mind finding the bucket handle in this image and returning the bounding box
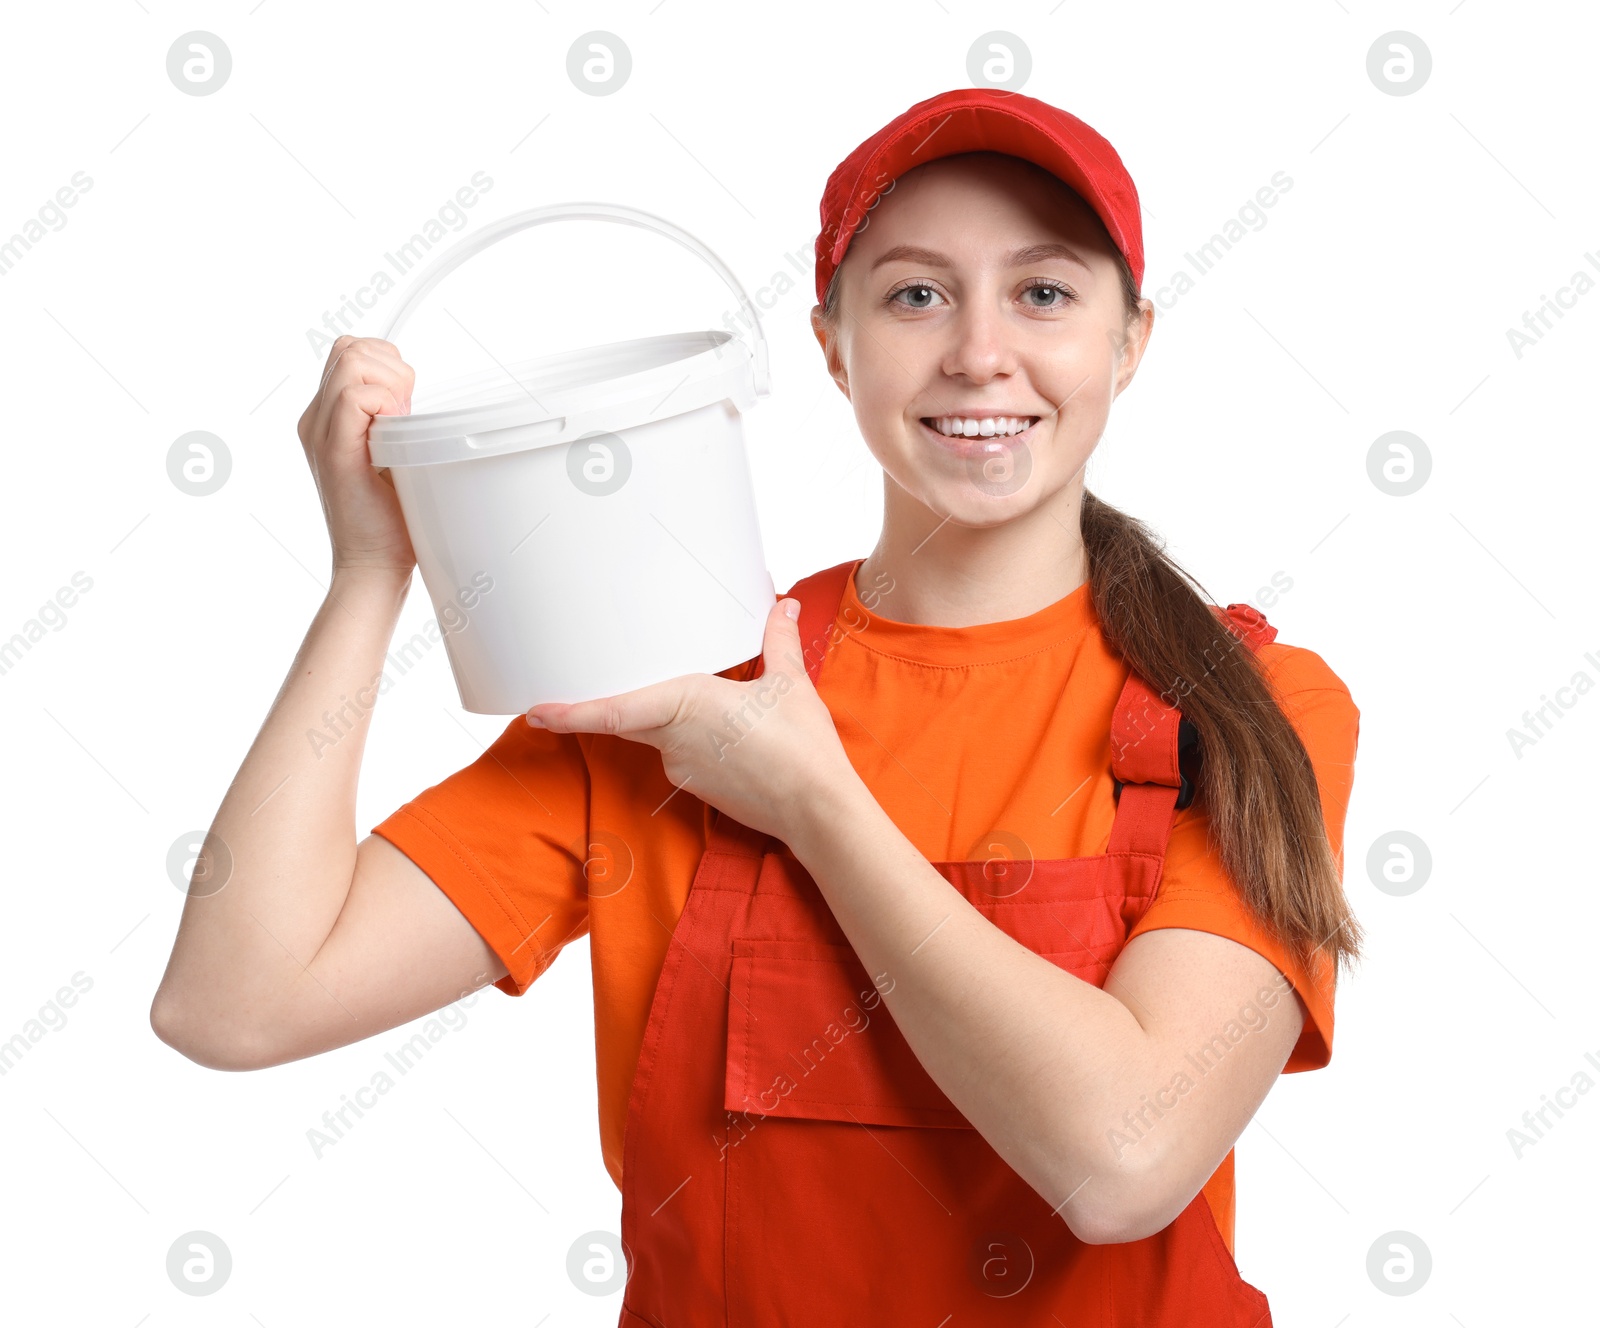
[377,200,771,397]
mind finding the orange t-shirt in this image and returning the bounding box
[371,559,1360,1255]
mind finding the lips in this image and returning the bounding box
[917,416,1040,457]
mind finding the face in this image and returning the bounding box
[812,152,1154,529]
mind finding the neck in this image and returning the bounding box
[857,476,1090,628]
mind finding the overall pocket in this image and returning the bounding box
[721,937,1112,1326]
[724,937,975,1128]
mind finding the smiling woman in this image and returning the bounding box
[152,85,1363,1328]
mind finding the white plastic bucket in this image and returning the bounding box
[367,202,775,714]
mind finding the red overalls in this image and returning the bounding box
[617,558,1280,1328]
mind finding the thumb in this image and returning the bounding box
[760,596,808,681]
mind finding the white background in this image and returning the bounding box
[2,1,1595,1323]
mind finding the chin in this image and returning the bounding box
[904,474,1044,527]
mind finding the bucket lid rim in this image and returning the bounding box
[369,329,749,444]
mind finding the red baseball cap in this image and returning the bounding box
[814,87,1144,306]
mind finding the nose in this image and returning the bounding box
[939,291,1018,385]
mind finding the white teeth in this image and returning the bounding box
[925,416,1037,438]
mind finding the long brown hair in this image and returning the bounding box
[818,182,1364,981]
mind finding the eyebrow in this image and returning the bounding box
[868,242,1094,274]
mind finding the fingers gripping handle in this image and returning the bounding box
[378,201,771,397]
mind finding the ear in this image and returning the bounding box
[810,304,850,400]
[1112,299,1156,399]
[809,304,828,354]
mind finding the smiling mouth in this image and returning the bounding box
[918,416,1041,454]
[920,415,1041,439]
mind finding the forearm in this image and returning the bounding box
[151,566,412,1059]
[786,773,1163,1242]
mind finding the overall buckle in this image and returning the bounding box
[1112,718,1199,811]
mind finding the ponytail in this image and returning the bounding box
[1081,490,1364,978]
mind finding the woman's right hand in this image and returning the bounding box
[297,335,418,575]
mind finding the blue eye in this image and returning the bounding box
[1024,281,1078,307]
[889,284,942,309]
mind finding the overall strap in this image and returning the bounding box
[786,558,861,687]
[1106,602,1276,858]
[1217,601,1278,649]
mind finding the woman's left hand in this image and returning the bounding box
[524,598,856,846]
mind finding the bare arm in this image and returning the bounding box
[150,336,508,1070]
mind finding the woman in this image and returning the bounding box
[152,88,1362,1325]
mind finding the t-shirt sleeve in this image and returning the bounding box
[369,717,592,997]
[1125,641,1360,1073]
